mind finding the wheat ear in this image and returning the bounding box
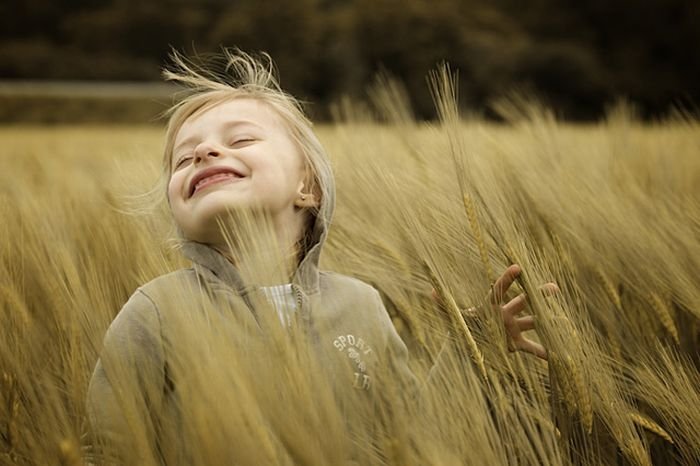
[594,266,622,311]
[462,194,495,285]
[630,412,674,444]
[647,292,679,344]
[424,261,488,381]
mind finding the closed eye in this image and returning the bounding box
[174,156,193,170]
[229,137,256,148]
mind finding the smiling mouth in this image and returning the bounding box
[190,172,245,197]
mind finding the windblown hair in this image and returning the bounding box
[160,48,334,233]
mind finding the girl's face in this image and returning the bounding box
[167,98,308,244]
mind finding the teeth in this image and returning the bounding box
[192,172,241,194]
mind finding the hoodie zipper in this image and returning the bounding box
[292,283,304,311]
[291,283,306,330]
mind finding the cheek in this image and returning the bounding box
[259,165,298,197]
[167,174,184,203]
[166,175,192,226]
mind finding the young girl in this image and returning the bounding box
[87,49,555,464]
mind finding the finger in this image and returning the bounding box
[504,283,559,316]
[503,293,527,316]
[503,282,560,317]
[516,338,548,361]
[539,282,560,297]
[491,264,521,304]
[517,315,535,331]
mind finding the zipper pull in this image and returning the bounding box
[291,283,304,312]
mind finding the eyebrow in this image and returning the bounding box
[172,120,264,156]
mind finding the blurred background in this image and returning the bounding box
[0,0,698,123]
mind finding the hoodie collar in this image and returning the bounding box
[179,177,334,297]
[179,237,322,296]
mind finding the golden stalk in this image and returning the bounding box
[423,261,488,381]
[647,292,680,344]
[462,194,495,286]
[594,266,622,311]
[566,354,593,434]
[630,412,674,444]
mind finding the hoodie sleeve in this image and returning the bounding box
[86,290,166,462]
[370,289,422,395]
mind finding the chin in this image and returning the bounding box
[190,190,251,215]
[179,201,269,242]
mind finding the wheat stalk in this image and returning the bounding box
[423,261,488,381]
[647,292,680,344]
[462,194,495,286]
[566,354,593,434]
[594,266,622,311]
[630,412,674,444]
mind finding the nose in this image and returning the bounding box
[193,141,221,164]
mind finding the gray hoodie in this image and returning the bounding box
[86,175,427,463]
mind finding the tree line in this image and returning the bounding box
[1,0,697,119]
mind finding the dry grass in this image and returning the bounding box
[0,86,698,465]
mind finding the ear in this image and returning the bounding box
[294,181,319,209]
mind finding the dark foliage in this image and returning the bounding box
[0,0,697,120]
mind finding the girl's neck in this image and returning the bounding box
[211,227,303,287]
[205,208,310,286]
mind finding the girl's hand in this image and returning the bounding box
[488,264,559,361]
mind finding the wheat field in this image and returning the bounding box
[1,85,699,465]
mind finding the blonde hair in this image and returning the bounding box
[159,48,334,238]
